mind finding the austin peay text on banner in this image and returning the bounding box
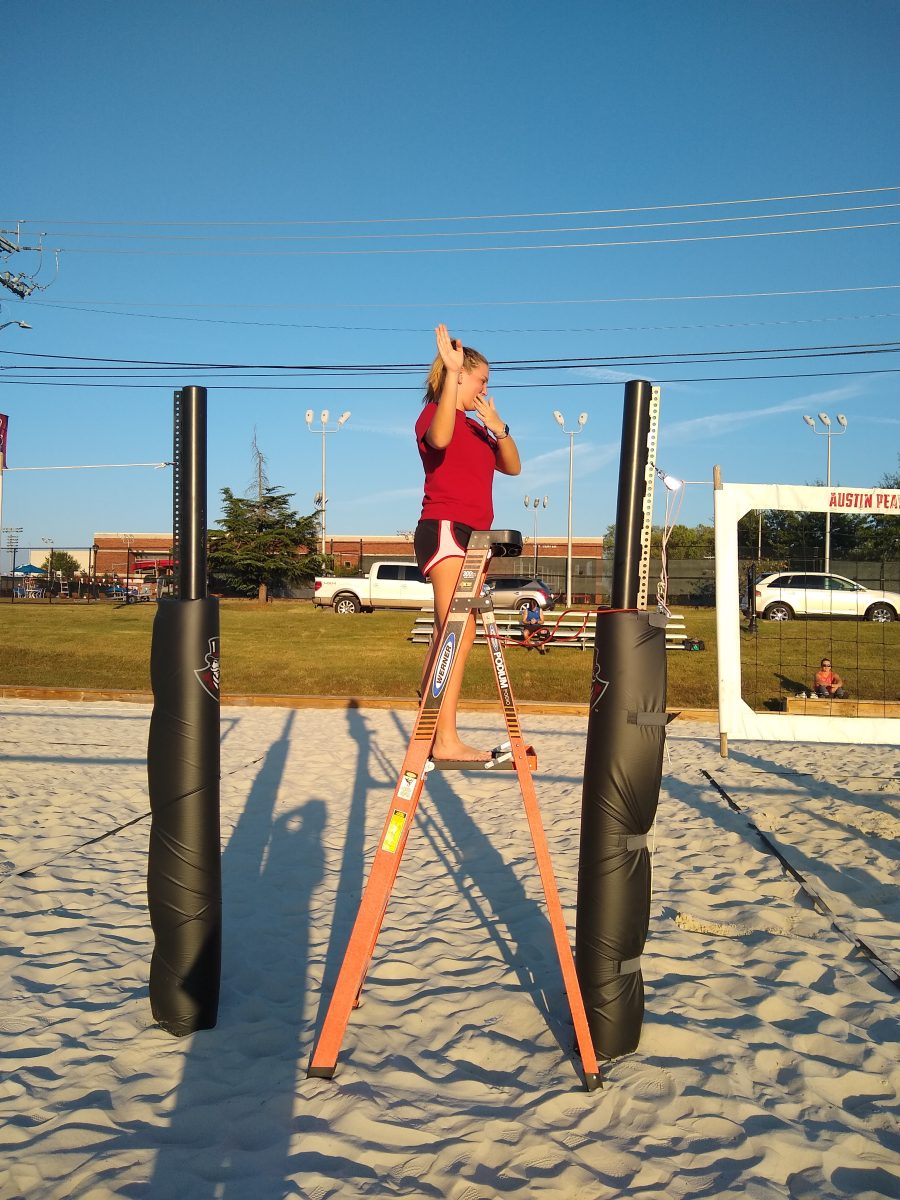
[0,413,8,469]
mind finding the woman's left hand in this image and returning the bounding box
[473,394,505,436]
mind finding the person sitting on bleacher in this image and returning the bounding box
[521,599,550,654]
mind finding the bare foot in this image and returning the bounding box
[431,736,492,763]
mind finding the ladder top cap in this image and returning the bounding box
[469,529,523,556]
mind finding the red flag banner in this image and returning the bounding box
[0,413,8,470]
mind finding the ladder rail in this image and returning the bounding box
[480,609,601,1087]
[348,543,497,999]
[308,531,601,1089]
[309,545,490,1070]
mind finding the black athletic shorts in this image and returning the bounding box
[413,519,474,577]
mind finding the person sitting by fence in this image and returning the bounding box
[812,658,847,698]
[521,599,551,653]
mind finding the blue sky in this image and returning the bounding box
[2,0,898,560]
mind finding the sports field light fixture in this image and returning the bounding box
[802,411,849,572]
[305,408,351,559]
[524,494,549,574]
[553,410,589,606]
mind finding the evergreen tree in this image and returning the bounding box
[208,486,321,601]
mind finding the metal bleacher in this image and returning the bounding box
[409,608,703,651]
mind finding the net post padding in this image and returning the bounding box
[577,610,668,1058]
[147,386,221,1035]
[147,597,221,1034]
[715,479,899,747]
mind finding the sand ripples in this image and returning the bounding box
[0,702,897,1198]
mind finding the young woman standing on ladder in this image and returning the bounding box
[413,324,521,761]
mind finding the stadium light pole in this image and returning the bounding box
[523,494,549,576]
[553,410,588,606]
[305,409,351,562]
[1,527,21,579]
[802,412,848,572]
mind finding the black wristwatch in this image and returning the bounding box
[496,423,510,441]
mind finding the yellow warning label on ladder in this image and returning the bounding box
[381,810,407,853]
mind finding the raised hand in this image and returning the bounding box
[435,323,464,374]
[473,393,504,436]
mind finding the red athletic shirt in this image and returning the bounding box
[415,402,498,529]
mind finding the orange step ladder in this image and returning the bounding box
[307,529,601,1090]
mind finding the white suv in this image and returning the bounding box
[755,571,899,623]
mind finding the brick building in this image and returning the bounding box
[323,533,603,574]
[326,534,605,600]
[93,532,173,580]
[90,530,605,597]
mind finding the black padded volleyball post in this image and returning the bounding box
[576,379,668,1059]
[146,386,222,1036]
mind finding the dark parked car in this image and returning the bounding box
[485,576,556,615]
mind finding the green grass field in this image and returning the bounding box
[0,599,896,709]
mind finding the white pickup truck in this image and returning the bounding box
[313,561,432,614]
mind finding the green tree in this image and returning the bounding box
[664,523,715,558]
[737,460,900,564]
[855,458,900,561]
[737,508,822,563]
[40,550,82,579]
[603,522,715,558]
[207,486,321,602]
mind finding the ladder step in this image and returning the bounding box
[427,744,538,773]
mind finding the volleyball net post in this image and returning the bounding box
[146,385,222,1036]
[576,379,668,1059]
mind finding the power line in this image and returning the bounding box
[19,202,900,244]
[4,338,899,372]
[2,367,899,391]
[28,299,900,336]
[44,218,900,257]
[28,282,900,310]
[10,183,900,228]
